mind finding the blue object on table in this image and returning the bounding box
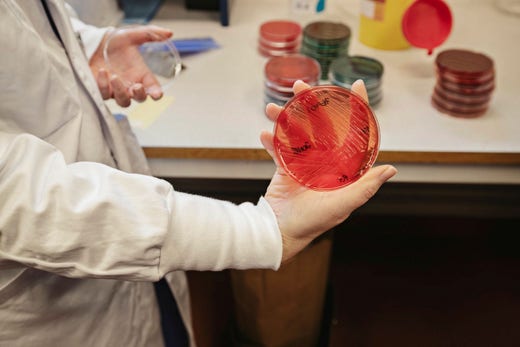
[120,0,164,24]
[316,0,326,12]
[172,38,221,55]
[138,38,220,57]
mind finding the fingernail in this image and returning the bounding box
[147,86,163,99]
[353,79,365,88]
[380,165,397,181]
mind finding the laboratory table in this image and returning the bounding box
[106,0,520,217]
[106,1,520,345]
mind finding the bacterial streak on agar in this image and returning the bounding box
[274,86,379,190]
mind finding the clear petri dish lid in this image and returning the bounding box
[273,86,380,191]
[265,54,321,88]
[103,27,182,93]
[260,20,302,43]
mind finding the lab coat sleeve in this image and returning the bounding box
[66,4,110,60]
[0,132,282,281]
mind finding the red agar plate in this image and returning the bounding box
[273,86,380,191]
[260,20,302,43]
[265,55,321,88]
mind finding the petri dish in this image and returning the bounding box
[273,86,380,190]
[302,36,349,49]
[301,21,351,79]
[265,54,321,88]
[258,45,300,57]
[434,85,492,105]
[259,37,300,49]
[260,20,302,44]
[264,87,293,102]
[436,68,495,86]
[431,92,489,118]
[328,56,384,107]
[303,21,351,43]
[329,56,384,87]
[104,27,182,93]
[438,78,495,95]
[329,77,382,93]
[435,49,494,77]
[264,83,295,98]
[264,95,287,107]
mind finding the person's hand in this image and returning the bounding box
[261,80,397,262]
[89,25,173,107]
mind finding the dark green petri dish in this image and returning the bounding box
[303,21,351,43]
[329,56,384,87]
[301,21,352,79]
[301,44,349,58]
[302,36,350,51]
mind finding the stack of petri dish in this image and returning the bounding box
[432,49,495,118]
[329,56,384,107]
[264,54,321,106]
[258,20,302,57]
[300,21,351,80]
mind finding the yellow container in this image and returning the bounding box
[358,0,414,50]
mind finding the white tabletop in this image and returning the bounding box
[108,0,520,183]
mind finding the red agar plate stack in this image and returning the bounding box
[258,20,302,57]
[432,49,495,118]
[264,54,321,106]
[274,86,380,190]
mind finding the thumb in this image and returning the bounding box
[351,79,368,103]
[260,131,282,167]
[343,165,397,211]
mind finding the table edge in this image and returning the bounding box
[143,147,520,164]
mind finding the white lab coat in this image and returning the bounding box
[0,1,282,346]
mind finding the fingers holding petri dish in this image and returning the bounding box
[103,26,182,95]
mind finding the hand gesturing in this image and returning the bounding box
[89,25,173,107]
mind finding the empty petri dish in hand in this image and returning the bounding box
[103,26,182,94]
[273,86,380,191]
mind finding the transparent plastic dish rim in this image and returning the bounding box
[102,26,182,91]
